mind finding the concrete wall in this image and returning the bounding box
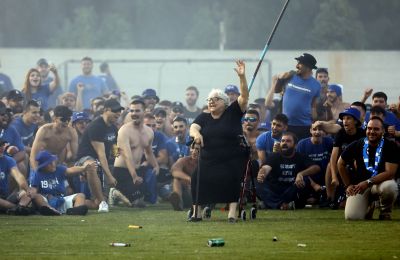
[0,48,399,106]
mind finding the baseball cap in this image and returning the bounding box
[6,90,24,100]
[295,53,317,69]
[104,99,124,112]
[36,150,57,170]
[71,112,91,124]
[153,107,167,117]
[37,58,49,66]
[224,85,240,95]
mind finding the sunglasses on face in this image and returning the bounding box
[242,117,257,123]
[206,97,223,103]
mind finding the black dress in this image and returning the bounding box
[192,100,248,204]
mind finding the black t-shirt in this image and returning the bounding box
[184,107,202,125]
[77,116,118,162]
[341,138,399,184]
[265,152,315,193]
[333,127,365,155]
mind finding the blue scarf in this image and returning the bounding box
[362,137,384,177]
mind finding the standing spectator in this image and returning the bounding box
[22,67,60,111]
[183,86,202,125]
[315,67,330,120]
[59,92,77,112]
[189,60,248,222]
[37,58,64,110]
[71,111,91,144]
[257,132,320,210]
[322,84,349,121]
[224,84,240,105]
[0,60,14,96]
[338,117,398,220]
[242,109,262,161]
[99,62,119,92]
[280,53,321,140]
[69,57,108,111]
[154,108,173,137]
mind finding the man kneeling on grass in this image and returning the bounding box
[30,150,95,215]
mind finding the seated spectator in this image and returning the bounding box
[256,132,320,210]
[224,84,240,104]
[0,138,31,215]
[60,92,77,112]
[154,107,173,137]
[30,150,94,215]
[169,143,200,211]
[338,117,399,220]
[142,88,159,113]
[6,89,24,116]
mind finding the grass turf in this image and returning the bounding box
[1,203,399,259]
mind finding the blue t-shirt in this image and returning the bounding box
[256,131,281,154]
[32,83,51,111]
[166,134,191,163]
[10,117,38,146]
[32,165,68,196]
[0,73,14,95]
[42,76,64,110]
[69,75,108,110]
[282,74,321,126]
[0,155,17,197]
[364,111,400,131]
[99,74,118,91]
[0,126,25,152]
[296,137,333,173]
[152,131,168,155]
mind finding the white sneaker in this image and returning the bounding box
[98,201,109,213]
[108,188,116,206]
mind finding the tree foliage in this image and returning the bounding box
[0,0,399,50]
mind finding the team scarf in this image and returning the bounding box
[362,137,384,177]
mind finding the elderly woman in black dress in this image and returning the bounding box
[190,60,249,222]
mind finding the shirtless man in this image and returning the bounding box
[113,98,160,205]
[29,105,78,183]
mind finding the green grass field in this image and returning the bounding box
[1,203,399,259]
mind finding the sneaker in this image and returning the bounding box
[202,206,211,219]
[169,192,183,211]
[98,201,109,213]
[108,188,116,206]
[66,205,88,215]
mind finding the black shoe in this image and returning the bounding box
[188,217,203,222]
[228,217,236,223]
[39,206,61,216]
[66,205,88,215]
[12,205,32,216]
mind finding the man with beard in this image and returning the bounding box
[326,107,365,208]
[256,113,288,165]
[321,84,349,121]
[5,90,24,116]
[279,53,321,140]
[113,98,159,206]
[338,117,398,220]
[315,68,330,121]
[296,122,333,205]
[29,106,77,182]
[167,116,191,166]
[183,86,202,125]
[75,99,123,212]
[69,57,108,111]
[256,132,320,210]
[10,100,41,153]
[141,89,159,113]
[242,109,262,161]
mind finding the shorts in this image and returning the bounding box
[41,194,79,214]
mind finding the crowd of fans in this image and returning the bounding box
[0,54,399,221]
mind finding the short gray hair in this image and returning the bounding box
[207,89,229,106]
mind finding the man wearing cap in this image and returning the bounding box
[0,138,32,215]
[10,100,40,153]
[169,102,185,125]
[71,112,91,143]
[37,58,64,110]
[30,106,78,181]
[277,53,321,140]
[326,107,365,208]
[142,88,160,112]
[338,117,399,220]
[75,99,123,212]
[224,85,240,105]
[323,84,349,120]
[114,98,159,205]
[154,107,173,137]
[5,89,24,116]
[30,150,96,216]
[184,86,202,125]
[69,57,108,111]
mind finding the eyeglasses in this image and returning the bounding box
[242,117,257,123]
[206,97,223,103]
